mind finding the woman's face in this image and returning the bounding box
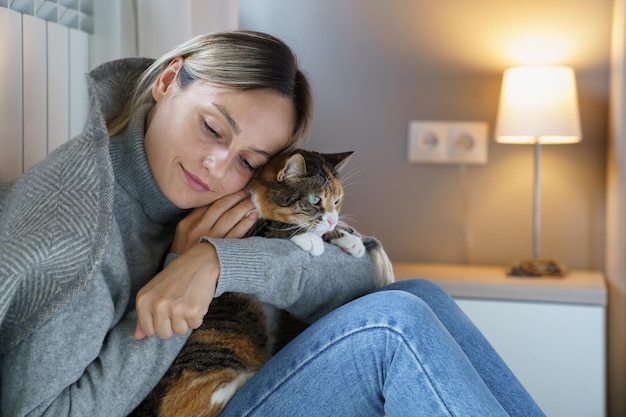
[145,58,296,209]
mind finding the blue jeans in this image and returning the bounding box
[221,279,545,417]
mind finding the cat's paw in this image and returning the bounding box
[290,232,325,256]
[331,232,365,258]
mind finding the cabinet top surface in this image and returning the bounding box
[392,263,607,306]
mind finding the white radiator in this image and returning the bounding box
[0,0,92,184]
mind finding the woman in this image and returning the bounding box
[0,31,544,416]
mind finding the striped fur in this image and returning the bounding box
[130,293,268,417]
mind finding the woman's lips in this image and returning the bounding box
[181,165,211,192]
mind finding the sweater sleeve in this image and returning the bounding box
[203,236,384,323]
[0,271,188,417]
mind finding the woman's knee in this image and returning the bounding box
[342,290,438,332]
[382,278,450,299]
[373,279,460,321]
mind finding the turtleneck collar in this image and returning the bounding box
[109,104,190,224]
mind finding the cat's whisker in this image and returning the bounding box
[341,180,368,191]
[303,221,317,235]
[340,166,366,184]
[266,224,301,234]
[338,213,360,225]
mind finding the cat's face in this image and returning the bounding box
[247,150,352,236]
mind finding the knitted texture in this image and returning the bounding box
[0,58,154,352]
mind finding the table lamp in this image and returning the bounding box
[495,65,582,276]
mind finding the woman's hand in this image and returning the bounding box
[170,190,258,254]
[134,191,259,340]
[134,243,220,340]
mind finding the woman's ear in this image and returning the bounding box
[152,57,183,102]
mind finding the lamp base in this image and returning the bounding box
[508,258,567,278]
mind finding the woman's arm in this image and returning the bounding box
[134,194,387,339]
[134,233,383,342]
[207,235,382,322]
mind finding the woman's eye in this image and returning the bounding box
[309,195,321,205]
[202,121,220,139]
[241,158,256,172]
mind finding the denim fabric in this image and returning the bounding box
[222,279,546,417]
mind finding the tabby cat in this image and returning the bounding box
[130,149,393,417]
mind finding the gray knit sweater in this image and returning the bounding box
[0,59,380,416]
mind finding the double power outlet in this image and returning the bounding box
[407,121,488,165]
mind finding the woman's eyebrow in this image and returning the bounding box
[214,103,241,135]
[250,147,272,159]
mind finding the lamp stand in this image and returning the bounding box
[533,142,541,259]
[509,142,565,277]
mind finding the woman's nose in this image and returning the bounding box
[202,149,232,178]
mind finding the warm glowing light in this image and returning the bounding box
[505,33,574,66]
[495,66,582,144]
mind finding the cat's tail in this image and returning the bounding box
[363,237,395,287]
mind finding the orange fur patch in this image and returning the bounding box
[159,330,268,417]
[160,368,238,417]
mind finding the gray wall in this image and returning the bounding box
[240,0,611,270]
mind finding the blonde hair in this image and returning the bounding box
[108,31,313,151]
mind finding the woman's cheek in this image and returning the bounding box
[223,172,251,195]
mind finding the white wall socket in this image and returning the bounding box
[407,120,488,165]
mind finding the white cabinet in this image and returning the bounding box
[393,263,607,417]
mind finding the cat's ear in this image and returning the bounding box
[325,151,354,173]
[277,154,307,182]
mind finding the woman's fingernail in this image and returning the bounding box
[246,210,258,220]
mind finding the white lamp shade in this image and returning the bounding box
[495,66,582,144]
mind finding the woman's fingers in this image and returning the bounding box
[171,318,190,336]
[153,313,175,340]
[201,192,256,238]
[171,192,258,254]
[223,208,258,238]
[134,309,201,340]
[133,311,153,340]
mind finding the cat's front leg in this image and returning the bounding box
[290,232,325,256]
[330,231,365,258]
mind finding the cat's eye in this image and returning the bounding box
[334,198,342,206]
[309,194,321,205]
